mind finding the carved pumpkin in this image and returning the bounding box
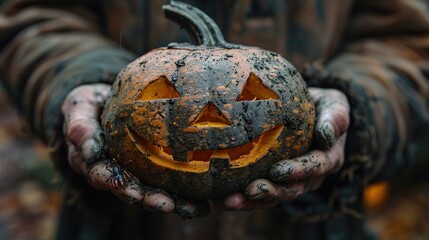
[102,1,314,199]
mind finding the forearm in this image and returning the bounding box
[312,0,429,182]
[0,1,136,142]
[0,1,137,188]
[314,37,429,182]
[291,36,429,221]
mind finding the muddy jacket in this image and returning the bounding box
[1,0,429,239]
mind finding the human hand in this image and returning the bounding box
[223,88,350,210]
[61,84,209,217]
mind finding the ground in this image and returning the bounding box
[0,84,428,240]
[0,85,60,240]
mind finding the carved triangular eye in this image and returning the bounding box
[237,73,279,101]
[190,102,231,128]
[136,76,180,100]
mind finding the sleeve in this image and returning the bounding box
[297,0,429,220]
[0,0,137,185]
[323,0,429,182]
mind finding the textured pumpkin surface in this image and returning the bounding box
[102,45,314,199]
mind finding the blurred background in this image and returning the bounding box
[0,83,429,240]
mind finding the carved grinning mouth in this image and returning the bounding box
[126,125,283,172]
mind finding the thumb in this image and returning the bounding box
[62,84,110,162]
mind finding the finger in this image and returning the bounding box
[223,193,260,211]
[67,143,87,174]
[175,198,210,218]
[224,181,307,210]
[62,84,110,162]
[248,181,307,202]
[244,179,278,201]
[223,182,281,211]
[244,179,304,202]
[244,176,326,202]
[85,160,175,213]
[275,181,307,201]
[269,134,346,182]
[309,88,350,149]
[141,189,176,213]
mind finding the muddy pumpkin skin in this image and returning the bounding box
[101,2,315,199]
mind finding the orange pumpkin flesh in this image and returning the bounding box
[101,1,315,199]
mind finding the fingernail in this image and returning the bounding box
[317,122,335,149]
[269,161,293,182]
[81,139,100,162]
[245,183,269,200]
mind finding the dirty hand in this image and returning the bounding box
[61,83,208,218]
[224,88,350,210]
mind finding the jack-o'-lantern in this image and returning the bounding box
[102,1,314,199]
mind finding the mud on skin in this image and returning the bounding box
[101,1,315,199]
[175,198,210,219]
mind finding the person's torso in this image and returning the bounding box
[95,1,356,239]
[102,0,353,69]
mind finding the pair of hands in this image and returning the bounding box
[61,83,350,218]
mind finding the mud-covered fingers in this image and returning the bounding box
[85,160,117,190]
[223,182,295,211]
[244,179,278,202]
[223,180,316,210]
[269,134,346,182]
[225,134,347,210]
[140,189,176,213]
[61,84,111,162]
[243,179,302,202]
[224,180,295,210]
[268,153,335,183]
[84,160,175,213]
[244,178,325,203]
[309,88,350,149]
[175,198,210,218]
[62,84,111,114]
[274,182,309,201]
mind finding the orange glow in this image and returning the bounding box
[364,181,390,212]
[237,72,279,101]
[189,102,231,128]
[136,76,180,100]
[126,125,283,172]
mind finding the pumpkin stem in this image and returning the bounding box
[163,1,228,47]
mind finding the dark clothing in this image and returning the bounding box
[1,0,429,239]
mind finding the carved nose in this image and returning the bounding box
[190,102,231,128]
